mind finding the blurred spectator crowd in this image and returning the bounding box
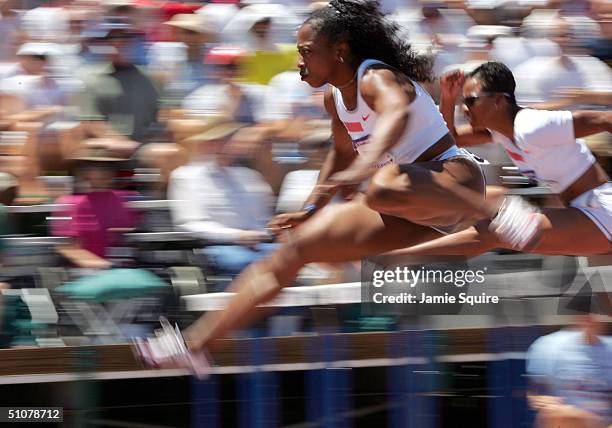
[0,0,609,347]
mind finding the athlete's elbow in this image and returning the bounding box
[574,111,612,136]
[390,107,411,138]
[382,104,410,123]
[595,111,612,133]
[396,105,411,124]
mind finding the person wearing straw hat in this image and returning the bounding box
[168,119,277,278]
[51,145,139,269]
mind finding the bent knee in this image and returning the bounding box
[268,236,312,270]
[364,181,393,212]
[365,165,406,211]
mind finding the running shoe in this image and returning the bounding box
[490,196,541,250]
[132,317,212,379]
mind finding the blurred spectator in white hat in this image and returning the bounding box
[0,43,66,110]
[148,13,218,108]
[195,3,239,43]
[20,6,70,43]
[222,3,299,85]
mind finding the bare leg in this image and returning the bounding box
[366,158,490,227]
[184,199,443,351]
[387,207,612,257]
[184,156,488,351]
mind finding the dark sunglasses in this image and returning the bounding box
[462,92,511,108]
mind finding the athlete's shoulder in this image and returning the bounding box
[360,64,416,105]
[360,66,399,84]
[515,109,573,140]
[323,86,338,115]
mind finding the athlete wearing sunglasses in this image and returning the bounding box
[462,92,512,108]
[390,61,612,257]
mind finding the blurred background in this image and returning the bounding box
[0,0,610,426]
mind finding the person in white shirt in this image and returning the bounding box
[489,35,559,71]
[181,47,258,123]
[168,121,276,276]
[527,313,611,428]
[0,43,66,110]
[513,16,612,109]
[389,61,612,257]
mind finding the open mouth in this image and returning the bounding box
[299,68,309,79]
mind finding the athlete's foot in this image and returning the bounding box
[132,317,212,379]
[490,196,542,250]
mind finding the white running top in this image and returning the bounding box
[489,109,595,194]
[332,59,449,166]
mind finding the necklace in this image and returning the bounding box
[336,73,357,90]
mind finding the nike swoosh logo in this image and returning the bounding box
[362,114,370,122]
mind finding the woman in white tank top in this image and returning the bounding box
[135,1,530,363]
[392,62,612,258]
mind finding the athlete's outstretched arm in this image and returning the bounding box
[302,89,360,203]
[572,110,612,138]
[267,89,358,233]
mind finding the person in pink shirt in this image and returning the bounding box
[51,147,139,269]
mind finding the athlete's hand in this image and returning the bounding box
[338,183,360,200]
[267,211,311,236]
[237,230,269,247]
[440,70,465,101]
[328,166,374,187]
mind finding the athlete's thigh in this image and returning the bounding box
[376,158,485,223]
[532,208,612,255]
[291,199,444,263]
[393,157,485,194]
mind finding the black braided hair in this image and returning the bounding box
[305,0,433,82]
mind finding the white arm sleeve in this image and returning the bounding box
[518,110,575,149]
